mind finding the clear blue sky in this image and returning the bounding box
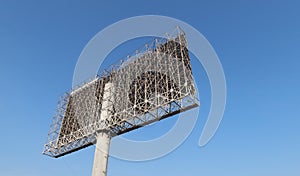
[0,0,299,176]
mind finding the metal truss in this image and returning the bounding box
[43,27,199,158]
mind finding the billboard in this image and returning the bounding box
[43,31,199,158]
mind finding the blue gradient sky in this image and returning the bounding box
[0,1,299,176]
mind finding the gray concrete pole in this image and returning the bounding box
[92,82,112,176]
[92,132,111,176]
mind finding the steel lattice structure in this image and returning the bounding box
[43,28,199,158]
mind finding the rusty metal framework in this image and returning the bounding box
[43,27,199,158]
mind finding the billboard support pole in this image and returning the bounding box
[92,132,111,176]
[92,82,112,176]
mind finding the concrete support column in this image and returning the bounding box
[92,132,111,176]
[92,82,112,176]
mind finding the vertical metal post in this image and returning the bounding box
[92,82,112,176]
